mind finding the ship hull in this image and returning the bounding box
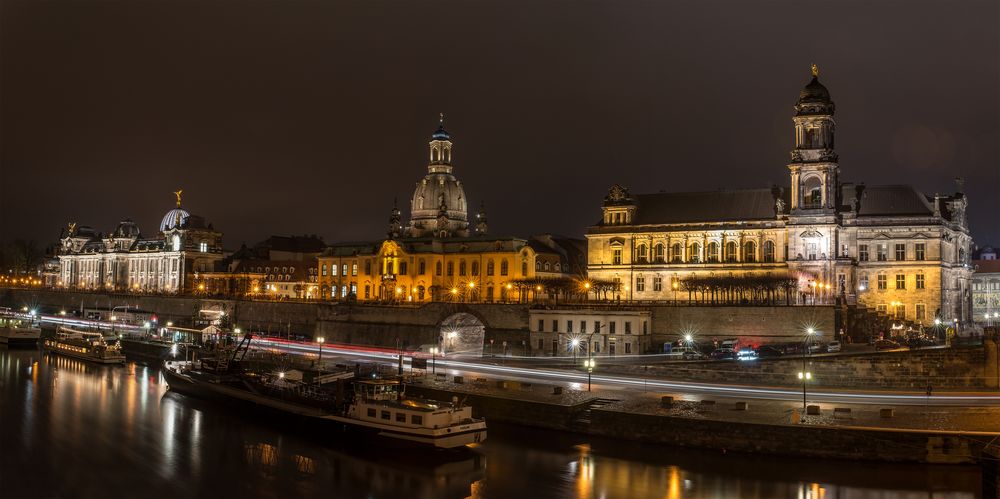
[162,365,486,450]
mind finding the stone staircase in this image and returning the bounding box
[570,398,619,429]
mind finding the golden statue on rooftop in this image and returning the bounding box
[811,63,819,77]
[173,189,183,207]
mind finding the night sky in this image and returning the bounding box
[1,0,998,249]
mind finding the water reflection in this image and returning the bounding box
[0,347,983,499]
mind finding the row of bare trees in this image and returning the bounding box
[679,274,798,305]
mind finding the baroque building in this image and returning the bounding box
[56,191,224,293]
[317,117,583,303]
[587,66,973,325]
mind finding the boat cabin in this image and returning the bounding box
[350,379,476,430]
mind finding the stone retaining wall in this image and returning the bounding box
[605,345,996,389]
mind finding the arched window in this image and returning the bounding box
[459,261,466,276]
[554,262,561,271]
[706,242,719,263]
[803,177,822,208]
[544,262,551,271]
[535,261,542,271]
[521,261,528,276]
[763,240,776,263]
[654,244,665,263]
[670,243,682,263]
[725,242,738,263]
[486,260,495,276]
[471,261,479,276]
[689,243,701,263]
[744,242,756,263]
[500,260,509,276]
[636,244,648,263]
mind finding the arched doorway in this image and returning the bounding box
[439,312,485,357]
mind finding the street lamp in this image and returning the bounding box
[583,357,596,392]
[430,347,439,374]
[570,338,580,364]
[797,371,812,411]
[316,336,325,385]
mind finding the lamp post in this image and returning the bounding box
[316,336,325,385]
[797,371,812,411]
[570,338,580,364]
[430,346,438,374]
[583,356,596,392]
[803,327,816,386]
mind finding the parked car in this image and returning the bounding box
[736,347,758,361]
[682,350,705,360]
[710,348,735,360]
[666,346,702,359]
[874,339,901,351]
[806,342,823,353]
[756,345,784,358]
[826,341,842,353]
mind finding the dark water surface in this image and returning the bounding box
[0,348,982,498]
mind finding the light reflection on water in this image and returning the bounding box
[0,347,983,499]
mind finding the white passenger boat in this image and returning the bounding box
[0,314,41,347]
[42,327,126,364]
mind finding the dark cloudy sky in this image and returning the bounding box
[2,0,998,248]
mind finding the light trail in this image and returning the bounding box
[254,338,1000,407]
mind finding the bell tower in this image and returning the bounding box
[789,64,838,213]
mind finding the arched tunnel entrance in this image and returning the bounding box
[438,312,486,358]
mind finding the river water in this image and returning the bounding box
[0,347,983,498]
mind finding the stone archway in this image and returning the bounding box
[439,312,486,358]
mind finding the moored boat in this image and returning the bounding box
[163,352,486,449]
[0,313,41,347]
[42,327,126,364]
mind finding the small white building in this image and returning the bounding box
[528,308,652,356]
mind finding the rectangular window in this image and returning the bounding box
[552,320,558,333]
[367,408,376,418]
[896,273,905,290]
[396,412,407,423]
[859,245,869,262]
[916,304,926,321]
[352,264,358,276]
[199,242,208,253]
[807,242,817,260]
[860,274,869,291]
[877,244,887,262]
[459,261,466,276]
[625,322,632,334]
[612,248,622,265]
[895,244,906,261]
[916,274,925,289]
[419,260,426,275]
[653,276,663,292]
[411,415,423,425]
[643,321,648,334]
[594,342,600,353]
[447,262,454,276]
[609,322,616,334]
[580,321,586,334]
[567,321,573,333]
[877,274,887,290]
[381,410,391,420]
[321,265,327,276]
[537,319,544,332]
[876,304,887,314]
[399,262,408,275]
[635,277,645,292]
[364,261,372,275]
[894,304,906,320]
[915,243,925,261]
[594,321,600,334]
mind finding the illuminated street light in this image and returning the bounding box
[570,338,580,363]
[583,357,596,391]
[797,371,812,412]
[316,336,325,385]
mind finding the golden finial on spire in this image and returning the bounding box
[811,63,819,78]
[439,112,444,124]
[173,189,183,207]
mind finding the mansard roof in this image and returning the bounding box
[629,188,786,225]
[842,184,936,217]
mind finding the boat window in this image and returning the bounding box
[411,415,423,425]
[367,408,376,418]
[381,410,391,420]
[395,413,406,423]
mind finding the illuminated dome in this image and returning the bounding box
[160,208,190,232]
[406,116,469,238]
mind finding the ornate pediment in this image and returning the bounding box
[799,230,824,239]
[603,184,633,205]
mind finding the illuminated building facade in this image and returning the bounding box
[586,67,973,324]
[317,118,583,303]
[56,193,224,293]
